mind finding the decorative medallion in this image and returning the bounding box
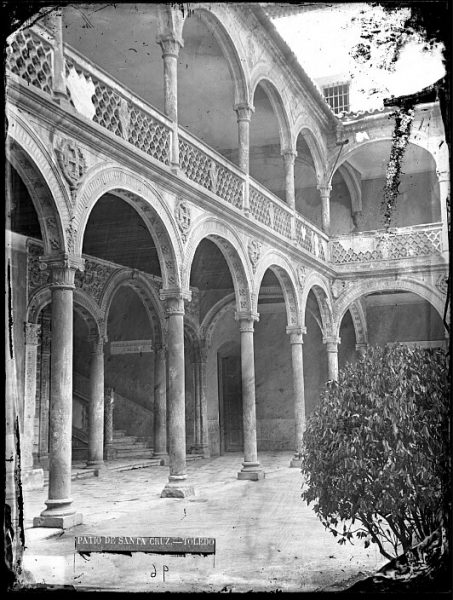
[55,138,87,203]
[175,201,191,243]
[436,274,448,295]
[331,279,348,299]
[247,239,262,273]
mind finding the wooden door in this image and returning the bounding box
[220,356,243,452]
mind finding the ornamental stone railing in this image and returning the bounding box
[249,178,294,241]
[329,222,443,265]
[295,213,328,261]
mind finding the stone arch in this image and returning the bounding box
[6,110,68,254]
[184,319,202,363]
[72,163,181,289]
[301,271,334,336]
[182,6,249,106]
[333,277,447,339]
[183,217,253,313]
[332,136,441,184]
[100,268,165,345]
[293,122,328,185]
[200,294,235,349]
[27,287,103,339]
[250,75,292,151]
[253,250,301,328]
[338,163,362,214]
[347,299,368,346]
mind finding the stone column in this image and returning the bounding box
[51,8,67,103]
[34,254,84,529]
[437,170,450,255]
[153,345,168,464]
[355,342,368,358]
[235,312,264,480]
[282,150,297,210]
[318,184,332,235]
[103,388,115,461]
[157,34,183,170]
[23,323,44,489]
[86,335,105,469]
[324,335,341,381]
[199,346,210,458]
[160,291,194,497]
[287,326,306,468]
[234,103,254,173]
[192,361,201,451]
[38,315,51,469]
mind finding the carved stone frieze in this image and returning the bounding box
[175,201,192,243]
[54,138,87,203]
[74,259,117,303]
[247,239,262,273]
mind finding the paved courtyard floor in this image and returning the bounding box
[19,452,385,592]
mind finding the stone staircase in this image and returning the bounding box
[109,429,154,460]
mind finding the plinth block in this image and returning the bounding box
[154,453,169,466]
[160,484,195,498]
[33,512,83,529]
[237,470,265,481]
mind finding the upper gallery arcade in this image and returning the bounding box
[5,3,449,529]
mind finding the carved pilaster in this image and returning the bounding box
[24,322,41,346]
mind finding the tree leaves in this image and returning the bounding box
[301,345,451,559]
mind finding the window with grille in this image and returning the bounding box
[322,83,350,114]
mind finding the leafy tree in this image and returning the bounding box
[301,344,450,560]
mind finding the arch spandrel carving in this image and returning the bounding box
[72,164,182,289]
[252,250,302,328]
[6,112,69,254]
[183,217,253,314]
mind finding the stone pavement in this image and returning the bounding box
[19,452,385,592]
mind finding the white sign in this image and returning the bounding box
[110,340,153,355]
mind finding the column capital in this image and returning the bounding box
[160,288,191,316]
[317,183,332,196]
[286,326,306,344]
[355,342,368,354]
[234,102,254,121]
[323,335,341,351]
[24,322,41,345]
[157,34,184,57]
[39,253,85,289]
[235,311,259,332]
[281,148,298,163]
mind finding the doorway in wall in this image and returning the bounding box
[218,354,243,453]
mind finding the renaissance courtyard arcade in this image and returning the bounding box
[5,3,449,529]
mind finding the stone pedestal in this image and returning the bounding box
[287,327,306,468]
[86,336,105,468]
[34,254,84,529]
[235,312,264,480]
[160,291,194,498]
[153,346,168,465]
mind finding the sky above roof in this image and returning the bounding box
[272,3,446,111]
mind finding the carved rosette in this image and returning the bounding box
[436,274,448,295]
[330,279,351,299]
[55,138,87,204]
[175,201,191,243]
[297,265,306,289]
[247,239,262,273]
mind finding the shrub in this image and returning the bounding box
[301,344,450,560]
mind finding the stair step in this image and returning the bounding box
[112,438,148,447]
[112,430,127,437]
[115,448,155,458]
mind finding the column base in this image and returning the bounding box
[160,478,195,498]
[85,460,105,469]
[104,446,117,461]
[153,452,169,466]
[237,461,265,481]
[289,456,302,468]
[22,468,44,490]
[33,512,83,529]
